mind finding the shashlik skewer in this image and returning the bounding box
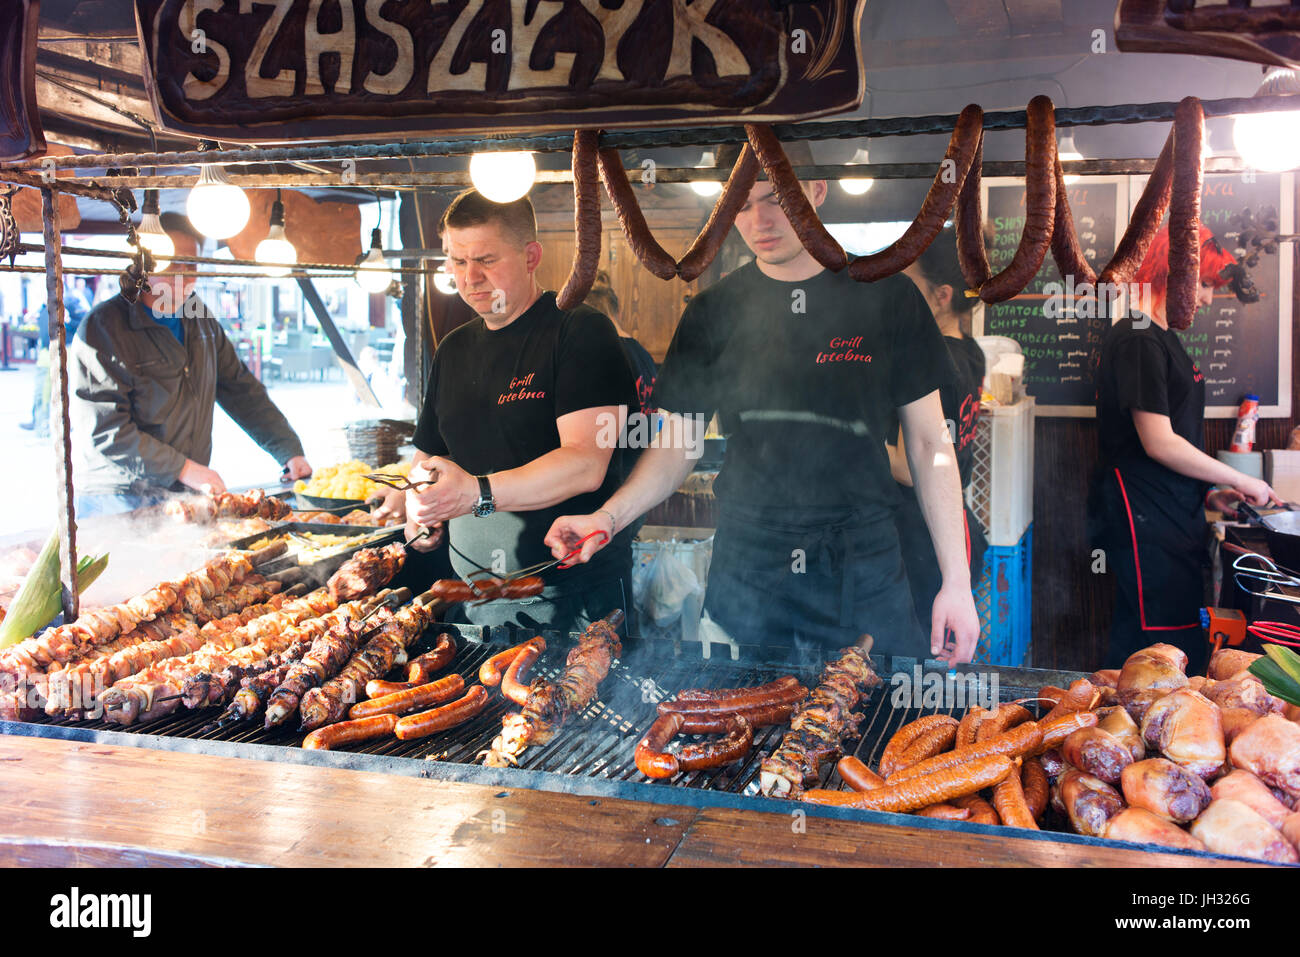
[483,610,624,767]
[164,489,293,523]
[263,588,411,728]
[299,598,440,730]
[184,634,314,710]
[328,543,406,602]
[98,587,341,725]
[759,643,882,797]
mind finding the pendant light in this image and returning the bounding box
[839,146,875,195]
[136,189,174,271]
[356,227,392,293]
[691,150,722,197]
[1057,132,1084,185]
[187,162,250,239]
[432,263,457,295]
[1234,68,1300,172]
[255,189,297,277]
[469,151,536,202]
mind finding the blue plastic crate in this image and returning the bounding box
[973,524,1032,667]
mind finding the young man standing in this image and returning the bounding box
[546,144,980,663]
[405,190,638,635]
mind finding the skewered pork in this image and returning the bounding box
[759,645,879,796]
[484,611,624,767]
[328,543,406,602]
[165,489,292,522]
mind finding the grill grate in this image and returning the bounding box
[20,623,1058,798]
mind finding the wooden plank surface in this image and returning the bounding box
[0,736,693,868]
[668,807,1267,869]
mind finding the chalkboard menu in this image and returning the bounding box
[981,177,1125,413]
[1131,171,1293,418]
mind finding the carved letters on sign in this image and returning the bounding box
[135,0,866,139]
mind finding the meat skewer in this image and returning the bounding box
[483,610,624,767]
[164,489,292,522]
[328,543,406,602]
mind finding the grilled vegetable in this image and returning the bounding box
[0,533,108,648]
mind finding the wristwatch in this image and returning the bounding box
[472,474,496,517]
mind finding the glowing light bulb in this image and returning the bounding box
[1234,70,1300,173]
[254,194,296,277]
[137,211,174,271]
[356,228,392,293]
[433,265,457,295]
[692,151,722,197]
[1058,132,1084,185]
[187,163,250,239]
[839,147,874,195]
[469,151,536,202]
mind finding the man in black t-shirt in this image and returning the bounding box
[543,144,980,663]
[406,190,638,636]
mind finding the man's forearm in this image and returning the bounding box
[489,447,612,511]
[598,414,701,533]
[1146,435,1241,487]
[907,441,970,587]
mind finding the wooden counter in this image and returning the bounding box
[0,735,1266,868]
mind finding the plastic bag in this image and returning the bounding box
[633,546,703,628]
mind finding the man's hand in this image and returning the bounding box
[407,457,477,526]
[403,516,445,552]
[930,585,980,665]
[1232,475,1280,509]
[1206,487,1245,519]
[372,487,405,523]
[543,512,615,564]
[179,459,226,495]
[282,455,312,482]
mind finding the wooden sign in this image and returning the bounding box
[0,0,44,162]
[1118,0,1300,69]
[133,0,865,141]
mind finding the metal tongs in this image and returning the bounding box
[365,472,438,493]
[1231,550,1300,605]
[452,530,609,604]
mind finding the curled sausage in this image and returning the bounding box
[1099,131,1174,286]
[1044,678,1099,722]
[676,714,754,772]
[849,104,984,283]
[977,95,1057,303]
[635,712,683,780]
[1062,726,1134,784]
[888,721,1044,783]
[879,715,960,778]
[1034,710,1100,755]
[1049,153,1097,286]
[679,702,796,734]
[1166,97,1205,331]
[956,128,991,289]
[479,638,547,688]
[302,713,398,751]
[658,679,806,717]
[366,678,422,698]
[1035,685,1068,708]
[677,143,762,282]
[955,706,986,749]
[673,675,801,702]
[596,147,678,281]
[895,720,960,772]
[803,755,1015,812]
[1021,758,1050,820]
[745,123,848,272]
[407,635,456,683]
[556,129,603,310]
[393,685,488,740]
[975,703,1033,741]
[837,755,887,791]
[501,639,544,706]
[349,674,466,720]
[952,793,1000,825]
[993,761,1040,829]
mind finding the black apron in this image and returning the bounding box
[703,502,928,659]
[894,492,987,637]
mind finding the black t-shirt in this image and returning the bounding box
[620,335,657,417]
[943,334,986,488]
[412,292,638,589]
[1094,314,1208,531]
[653,263,952,511]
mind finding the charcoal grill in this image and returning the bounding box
[0,623,1273,866]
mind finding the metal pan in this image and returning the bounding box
[1238,502,1300,571]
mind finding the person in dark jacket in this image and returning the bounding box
[69,215,311,515]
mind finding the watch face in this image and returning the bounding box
[473,500,495,517]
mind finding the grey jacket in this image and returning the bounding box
[69,293,304,495]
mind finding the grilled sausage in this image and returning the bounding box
[837,755,887,791]
[993,761,1040,829]
[916,804,972,820]
[479,639,547,687]
[1099,133,1175,286]
[1036,685,1068,708]
[407,634,456,683]
[677,143,762,282]
[953,793,1000,825]
[635,713,683,779]
[1049,154,1097,285]
[1034,710,1100,755]
[896,720,960,772]
[849,104,984,282]
[803,755,1015,811]
[302,713,398,751]
[1166,97,1205,331]
[1021,758,1050,819]
[676,714,754,772]
[955,706,986,749]
[658,679,807,717]
[673,675,802,702]
[888,721,1045,783]
[349,674,466,720]
[556,129,602,310]
[365,679,422,698]
[1062,726,1134,784]
[393,685,488,740]
[1044,678,1099,721]
[678,702,796,733]
[976,703,1033,740]
[745,123,848,272]
[429,577,545,604]
[879,715,960,778]
[978,95,1057,303]
[596,147,678,280]
[956,128,991,289]
[500,639,544,706]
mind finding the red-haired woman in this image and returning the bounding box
[1090,224,1276,676]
